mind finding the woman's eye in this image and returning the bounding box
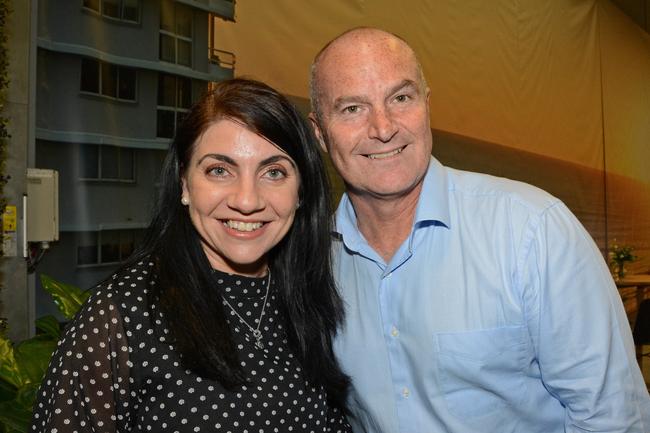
[265,168,286,179]
[209,166,229,177]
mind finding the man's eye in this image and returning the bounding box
[395,94,410,103]
[343,105,359,114]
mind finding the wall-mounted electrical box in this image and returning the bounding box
[26,168,59,242]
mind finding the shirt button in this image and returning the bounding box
[402,387,410,398]
[390,326,399,337]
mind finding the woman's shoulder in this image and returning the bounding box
[60,259,160,357]
[83,259,158,318]
[103,259,157,293]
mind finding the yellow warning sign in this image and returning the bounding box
[3,205,17,232]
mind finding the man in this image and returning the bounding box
[308,27,650,433]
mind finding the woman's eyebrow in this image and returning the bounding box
[259,154,296,168]
[196,153,295,169]
[196,153,236,166]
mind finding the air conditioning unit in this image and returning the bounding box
[26,168,59,243]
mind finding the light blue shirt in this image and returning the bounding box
[332,157,650,433]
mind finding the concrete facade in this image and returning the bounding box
[0,0,35,341]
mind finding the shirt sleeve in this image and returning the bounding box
[522,201,650,432]
[30,288,135,433]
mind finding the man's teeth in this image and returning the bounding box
[367,147,404,160]
[224,220,263,232]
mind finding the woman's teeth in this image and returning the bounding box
[223,220,263,232]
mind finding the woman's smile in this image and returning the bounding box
[182,118,300,276]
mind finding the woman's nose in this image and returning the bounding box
[227,178,265,214]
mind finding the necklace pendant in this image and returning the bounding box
[219,270,271,352]
[252,329,264,349]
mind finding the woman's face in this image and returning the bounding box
[182,118,300,276]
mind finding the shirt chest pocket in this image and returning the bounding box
[433,325,529,421]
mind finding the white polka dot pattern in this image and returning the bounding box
[30,261,351,432]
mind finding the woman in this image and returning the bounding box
[30,79,351,432]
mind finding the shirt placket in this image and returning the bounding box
[379,265,416,433]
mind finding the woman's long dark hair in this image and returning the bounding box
[122,78,348,406]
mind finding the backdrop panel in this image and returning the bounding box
[216,0,650,268]
[599,0,650,273]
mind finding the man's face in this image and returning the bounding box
[311,32,432,201]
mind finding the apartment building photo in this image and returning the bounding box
[33,0,235,317]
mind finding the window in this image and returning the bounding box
[79,144,135,182]
[157,73,192,138]
[159,0,193,66]
[83,0,140,23]
[77,229,144,266]
[81,58,137,101]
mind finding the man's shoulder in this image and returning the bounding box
[444,165,562,215]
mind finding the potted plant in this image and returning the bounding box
[0,275,89,432]
[609,241,637,281]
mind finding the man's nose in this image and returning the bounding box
[228,178,265,214]
[368,107,398,142]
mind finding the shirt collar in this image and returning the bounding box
[334,156,450,251]
[414,156,450,228]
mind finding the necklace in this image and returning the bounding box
[220,270,271,350]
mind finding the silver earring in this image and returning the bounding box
[181,197,189,205]
[296,200,301,209]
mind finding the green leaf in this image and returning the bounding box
[12,337,57,386]
[0,399,31,432]
[0,377,17,403]
[34,316,61,340]
[39,274,89,320]
[14,382,40,410]
[0,336,23,389]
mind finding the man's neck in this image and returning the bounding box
[348,185,423,263]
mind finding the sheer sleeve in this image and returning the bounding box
[30,287,135,432]
[325,405,353,433]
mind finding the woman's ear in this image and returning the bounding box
[181,178,190,205]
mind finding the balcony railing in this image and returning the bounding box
[209,48,235,70]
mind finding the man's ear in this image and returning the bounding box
[308,112,328,153]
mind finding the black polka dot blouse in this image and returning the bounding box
[30,260,352,433]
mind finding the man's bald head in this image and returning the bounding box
[309,27,427,121]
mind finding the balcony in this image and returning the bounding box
[176,0,235,21]
[208,48,235,79]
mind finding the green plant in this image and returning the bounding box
[0,0,11,204]
[609,240,637,279]
[0,0,14,333]
[0,275,89,433]
[0,0,11,219]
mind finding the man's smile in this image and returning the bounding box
[364,145,407,160]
